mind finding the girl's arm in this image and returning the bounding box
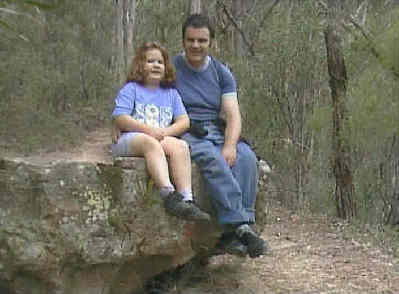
[114,114,164,141]
[162,114,190,137]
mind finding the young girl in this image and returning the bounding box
[111,41,210,222]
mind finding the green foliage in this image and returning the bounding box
[343,6,399,223]
[232,0,330,210]
[0,0,62,39]
[348,68,399,147]
[0,0,116,153]
[1,0,399,228]
[308,105,332,134]
[375,10,399,77]
[134,0,185,55]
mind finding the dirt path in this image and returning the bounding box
[3,128,113,165]
[4,128,399,294]
[170,204,399,294]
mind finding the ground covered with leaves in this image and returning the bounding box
[157,204,399,294]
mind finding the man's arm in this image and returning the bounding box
[220,97,242,167]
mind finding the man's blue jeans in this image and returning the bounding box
[182,122,258,225]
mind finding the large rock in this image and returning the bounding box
[0,155,270,294]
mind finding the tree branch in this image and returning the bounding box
[348,16,399,80]
[217,0,255,56]
[249,0,280,53]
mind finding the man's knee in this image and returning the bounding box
[238,143,257,165]
[195,148,228,173]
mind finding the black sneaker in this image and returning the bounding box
[163,192,211,222]
[214,231,248,257]
[235,224,271,258]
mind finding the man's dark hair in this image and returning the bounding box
[182,13,215,40]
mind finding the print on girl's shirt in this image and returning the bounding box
[132,102,173,128]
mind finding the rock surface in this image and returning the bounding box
[0,154,270,294]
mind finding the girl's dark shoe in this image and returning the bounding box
[163,192,211,222]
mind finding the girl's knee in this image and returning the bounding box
[178,139,189,152]
[176,139,190,156]
[140,136,163,152]
[162,137,189,156]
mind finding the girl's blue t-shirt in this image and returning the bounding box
[112,82,187,128]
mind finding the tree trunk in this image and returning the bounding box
[114,0,124,83]
[231,0,246,57]
[113,0,136,84]
[324,18,356,219]
[190,0,201,14]
[124,0,136,70]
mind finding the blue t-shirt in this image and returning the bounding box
[112,82,187,128]
[173,54,237,121]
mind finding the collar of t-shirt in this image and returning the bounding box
[182,53,210,72]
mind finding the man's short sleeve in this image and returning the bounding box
[218,63,237,100]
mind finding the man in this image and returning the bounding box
[173,14,270,258]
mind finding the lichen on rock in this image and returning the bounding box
[0,156,271,294]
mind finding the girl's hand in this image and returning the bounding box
[111,123,121,144]
[148,128,166,141]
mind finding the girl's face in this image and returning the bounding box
[143,49,165,88]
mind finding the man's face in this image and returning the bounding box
[183,26,211,69]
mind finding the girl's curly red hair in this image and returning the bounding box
[126,41,176,88]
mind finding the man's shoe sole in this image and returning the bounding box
[236,224,272,258]
[224,239,248,257]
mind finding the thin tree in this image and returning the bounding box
[324,0,356,219]
[113,0,136,84]
[190,0,201,14]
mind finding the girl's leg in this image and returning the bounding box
[114,134,209,221]
[127,134,173,189]
[160,136,211,221]
[161,136,192,194]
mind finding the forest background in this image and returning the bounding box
[1,0,399,239]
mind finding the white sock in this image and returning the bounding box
[179,189,193,202]
[160,185,175,198]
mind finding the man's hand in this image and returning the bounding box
[222,144,237,167]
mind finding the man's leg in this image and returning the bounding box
[231,141,259,223]
[231,142,272,257]
[182,132,250,225]
[183,131,269,258]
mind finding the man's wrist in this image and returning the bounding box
[224,141,237,148]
